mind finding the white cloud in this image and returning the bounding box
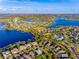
[0,0,32,2]
[0,0,4,1]
[0,0,79,14]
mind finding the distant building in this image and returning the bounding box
[54,34,64,40]
[2,51,11,58]
[36,48,42,55]
[11,48,19,54]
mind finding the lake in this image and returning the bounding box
[48,17,79,28]
[0,30,35,48]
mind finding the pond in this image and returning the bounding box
[0,23,7,29]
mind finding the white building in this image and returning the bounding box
[36,48,42,55]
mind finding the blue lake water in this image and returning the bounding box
[0,30,34,48]
[48,17,79,28]
[25,19,49,22]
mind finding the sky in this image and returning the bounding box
[0,0,79,14]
